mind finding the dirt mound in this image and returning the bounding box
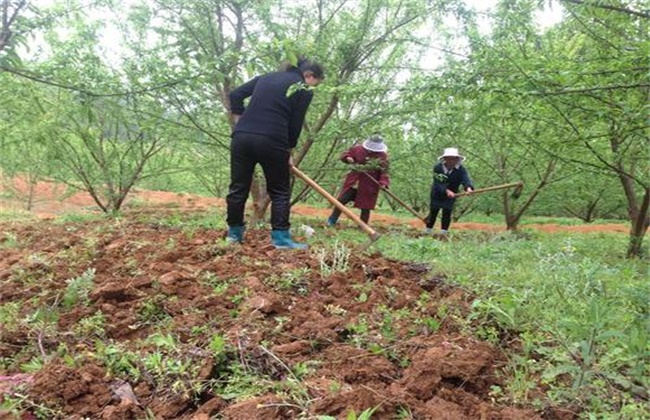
[0,211,571,419]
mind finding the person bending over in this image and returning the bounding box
[327,135,390,227]
[227,57,324,249]
[425,147,473,234]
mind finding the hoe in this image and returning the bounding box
[455,181,524,199]
[291,166,381,251]
[364,174,428,223]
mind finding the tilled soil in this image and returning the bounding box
[0,210,573,419]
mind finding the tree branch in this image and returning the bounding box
[560,0,650,19]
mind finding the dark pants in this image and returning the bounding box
[226,132,291,230]
[328,188,371,223]
[426,207,452,230]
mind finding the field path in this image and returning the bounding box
[1,177,629,234]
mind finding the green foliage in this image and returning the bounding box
[200,271,233,295]
[319,406,379,420]
[0,392,63,420]
[1,0,649,415]
[264,268,311,295]
[0,302,21,332]
[378,229,649,414]
[137,295,171,325]
[216,364,272,401]
[73,311,106,338]
[62,268,96,309]
[316,241,351,277]
[94,340,141,379]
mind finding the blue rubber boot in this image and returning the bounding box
[271,229,307,250]
[226,226,245,243]
[326,215,338,226]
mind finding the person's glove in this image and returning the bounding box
[345,157,354,164]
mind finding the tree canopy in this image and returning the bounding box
[1,0,648,256]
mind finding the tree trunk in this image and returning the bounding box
[626,187,649,258]
[250,174,268,224]
[504,159,557,231]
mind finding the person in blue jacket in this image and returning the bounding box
[425,147,474,234]
[226,58,324,249]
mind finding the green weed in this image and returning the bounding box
[94,340,141,379]
[265,268,311,295]
[377,229,649,416]
[0,302,21,332]
[62,268,96,309]
[318,405,379,420]
[137,296,171,324]
[0,391,63,419]
[1,231,19,248]
[73,311,106,338]
[316,240,351,277]
[200,271,233,295]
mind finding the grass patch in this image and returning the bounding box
[375,228,649,416]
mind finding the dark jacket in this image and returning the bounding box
[430,162,473,210]
[229,69,313,149]
[339,145,390,210]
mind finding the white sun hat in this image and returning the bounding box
[438,147,465,161]
[362,135,388,153]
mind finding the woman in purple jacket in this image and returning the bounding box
[227,58,324,249]
[425,147,473,234]
[327,135,390,226]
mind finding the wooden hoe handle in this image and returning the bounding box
[364,174,428,223]
[455,182,524,198]
[291,166,380,241]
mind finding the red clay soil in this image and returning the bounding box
[0,212,577,419]
[0,179,582,419]
[0,177,629,234]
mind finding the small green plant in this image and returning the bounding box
[352,282,372,303]
[395,405,413,419]
[384,286,399,302]
[217,363,272,400]
[137,296,171,324]
[165,237,177,250]
[20,357,44,373]
[0,302,21,332]
[74,311,106,338]
[1,231,19,248]
[0,391,63,419]
[62,268,96,309]
[24,303,60,357]
[317,241,350,277]
[328,380,342,393]
[145,332,178,350]
[124,256,143,276]
[230,287,250,305]
[318,406,379,420]
[419,316,441,334]
[94,341,141,379]
[286,268,311,295]
[292,361,316,379]
[272,316,290,333]
[200,271,232,295]
[345,316,371,348]
[208,334,229,362]
[265,268,311,295]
